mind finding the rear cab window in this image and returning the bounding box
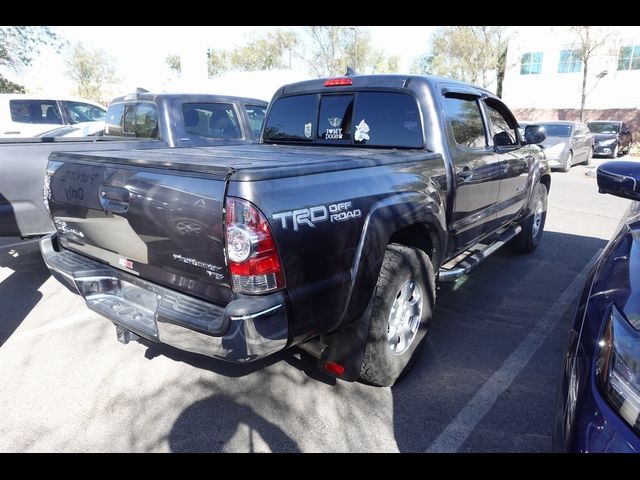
[263,91,423,148]
[182,103,241,139]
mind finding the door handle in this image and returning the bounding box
[99,186,130,213]
[458,168,473,182]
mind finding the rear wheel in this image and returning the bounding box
[359,244,435,387]
[510,182,548,254]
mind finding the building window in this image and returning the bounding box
[558,49,582,73]
[618,46,640,70]
[520,52,543,75]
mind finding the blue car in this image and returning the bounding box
[553,160,640,452]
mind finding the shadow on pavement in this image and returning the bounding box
[0,240,49,346]
[391,230,608,452]
[169,393,300,452]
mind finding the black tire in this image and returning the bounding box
[561,151,573,172]
[359,244,435,387]
[585,147,593,166]
[510,182,548,254]
[610,144,619,159]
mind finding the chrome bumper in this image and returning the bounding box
[39,234,289,362]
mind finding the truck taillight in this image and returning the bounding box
[225,197,283,294]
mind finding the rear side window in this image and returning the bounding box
[105,102,158,138]
[10,100,62,124]
[244,104,267,138]
[443,96,486,148]
[182,103,241,139]
[263,92,422,148]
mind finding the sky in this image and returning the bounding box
[7,26,438,102]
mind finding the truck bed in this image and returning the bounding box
[52,144,442,181]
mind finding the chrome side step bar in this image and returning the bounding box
[438,225,522,282]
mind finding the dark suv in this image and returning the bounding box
[587,121,633,158]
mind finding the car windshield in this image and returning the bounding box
[538,123,572,138]
[587,122,620,134]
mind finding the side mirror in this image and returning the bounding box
[597,160,640,201]
[523,125,547,145]
[622,128,630,135]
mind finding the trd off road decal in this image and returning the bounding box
[272,201,362,231]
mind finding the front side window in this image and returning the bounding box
[244,104,267,138]
[9,100,62,124]
[182,103,241,139]
[558,49,582,73]
[444,96,486,149]
[485,102,517,146]
[64,101,106,124]
[520,52,543,75]
[618,46,640,71]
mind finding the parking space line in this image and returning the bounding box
[9,310,96,343]
[0,238,40,251]
[425,248,603,453]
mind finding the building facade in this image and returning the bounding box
[501,26,640,131]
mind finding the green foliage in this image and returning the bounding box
[425,26,508,89]
[166,54,181,74]
[305,26,398,77]
[0,75,25,93]
[207,49,230,78]
[208,29,300,77]
[66,42,118,103]
[0,26,60,73]
[410,53,433,75]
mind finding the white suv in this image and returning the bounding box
[0,94,107,138]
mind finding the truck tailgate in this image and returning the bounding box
[47,152,232,305]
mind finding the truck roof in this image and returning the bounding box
[109,92,268,106]
[276,74,497,99]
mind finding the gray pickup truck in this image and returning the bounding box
[41,74,550,386]
[0,93,267,237]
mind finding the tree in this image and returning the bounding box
[410,53,433,75]
[166,54,181,75]
[424,26,509,95]
[568,26,614,122]
[66,43,118,103]
[304,26,397,77]
[207,49,229,78]
[0,26,60,93]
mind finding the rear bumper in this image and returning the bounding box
[40,234,289,363]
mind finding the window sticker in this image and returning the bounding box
[304,122,312,139]
[355,119,370,142]
[325,117,343,139]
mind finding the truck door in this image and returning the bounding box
[442,92,501,252]
[481,98,530,228]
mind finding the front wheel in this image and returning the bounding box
[510,182,548,254]
[359,244,435,387]
[561,151,573,172]
[610,144,619,159]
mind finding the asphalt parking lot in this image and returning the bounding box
[0,157,632,452]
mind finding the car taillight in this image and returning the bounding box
[225,197,283,294]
